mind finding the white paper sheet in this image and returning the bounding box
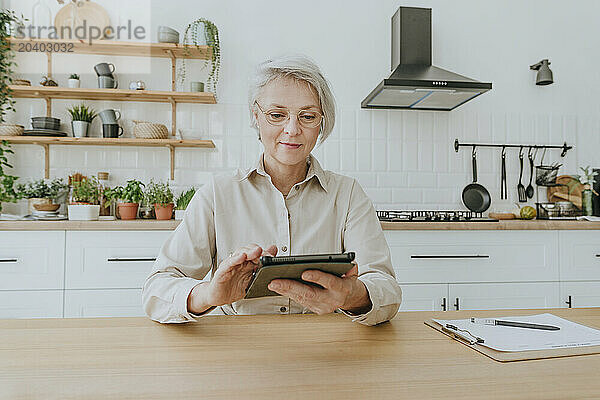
[432,313,600,352]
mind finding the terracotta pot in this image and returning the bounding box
[117,203,139,220]
[154,203,174,220]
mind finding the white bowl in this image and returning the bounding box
[68,205,100,221]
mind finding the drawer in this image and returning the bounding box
[559,231,600,281]
[0,290,63,318]
[64,289,144,318]
[385,231,559,283]
[0,231,65,290]
[560,282,600,308]
[65,231,171,289]
[398,284,448,312]
[448,282,560,311]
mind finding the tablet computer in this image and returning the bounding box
[244,252,355,299]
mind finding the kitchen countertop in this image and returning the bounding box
[1,308,599,399]
[1,219,600,230]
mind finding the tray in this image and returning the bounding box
[23,129,69,137]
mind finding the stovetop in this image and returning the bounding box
[377,210,499,222]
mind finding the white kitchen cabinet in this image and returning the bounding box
[0,290,63,318]
[64,289,144,318]
[65,231,171,289]
[560,282,600,308]
[0,231,65,290]
[398,284,448,311]
[559,231,600,281]
[385,231,559,284]
[447,282,561,311]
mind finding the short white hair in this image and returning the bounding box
[248,55,336,145]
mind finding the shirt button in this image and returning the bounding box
[281,246,287,252]
[280,306,287,313]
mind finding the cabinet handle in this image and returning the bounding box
[0,258,18,263]
[107,257,156,262]
[441,297,447,311]
[566,295,572,308]
[410,255,490,259]
[454,298,460,311]
[596,255,600,258]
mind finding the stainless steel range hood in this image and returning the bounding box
[361,7,492,111]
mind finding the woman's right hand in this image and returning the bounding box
[188,244,277,313]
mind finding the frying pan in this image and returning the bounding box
[462,148,491,213]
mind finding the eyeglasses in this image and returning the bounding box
[254,101,323,129]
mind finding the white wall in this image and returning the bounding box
[3,0,600,214]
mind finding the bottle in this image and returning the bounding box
[97,172,111,217]
[582,185,593,216]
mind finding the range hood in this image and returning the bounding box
[361,7,492,111]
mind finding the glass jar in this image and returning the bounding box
[582,188,593,216]
[97,172,112,216]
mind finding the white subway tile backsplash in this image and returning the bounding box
[407,172,437,188]
[372,110,387,140]
[6,97,592,211]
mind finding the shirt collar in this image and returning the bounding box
[239,153,328,192]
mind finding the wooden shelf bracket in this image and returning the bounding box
[167,144,175,180]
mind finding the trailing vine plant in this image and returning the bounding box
[0,9,25,123]
[178,18,221,95]
[0,140,19,213]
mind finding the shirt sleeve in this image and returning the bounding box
[340,179,402,326]
[141,177,217,323]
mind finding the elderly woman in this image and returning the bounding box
[142,55,402,326]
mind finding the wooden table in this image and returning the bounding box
[1,308,599,400]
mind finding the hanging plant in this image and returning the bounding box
[0,9,25,123]
[0,140,19,212]
[178,18,221,95]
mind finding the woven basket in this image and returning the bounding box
[132,120,169,139]
[0,124,24,136]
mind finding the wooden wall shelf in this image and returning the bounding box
[8,37,212,60]
[10,85,217,104]
[0,136,216,180]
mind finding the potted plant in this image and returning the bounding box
[0,9,25,124]
[67,103,97,138]
[68,73,80,88]
[179,18,220,94]
[144,179,174,220]
[16,178,69,214]
[68,176,100,220]
[174,187,196,220]
[105,179,145,220]
[0,140,19,214]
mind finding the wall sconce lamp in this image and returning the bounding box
[530,59,554,85]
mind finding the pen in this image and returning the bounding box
[470,318,560,331]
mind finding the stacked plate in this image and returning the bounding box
[31,210,67,221]
[24,116,68,137]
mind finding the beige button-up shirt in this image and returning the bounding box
[142,154,402,326]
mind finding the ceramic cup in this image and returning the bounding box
[94,62,116,76]
[102,124,124,138]
[99,109,122,124]
[98,75,118,89]
[190,81,204,92]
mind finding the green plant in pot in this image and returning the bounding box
[144,179,174,220]
[174,187,196,220]
[16,178,69,214]
[105,179,145,220]
[179,18,220,94]
[67,103,97,138]
[68,176,101,220]
[0,140,19,213]
[0,9,25,124]
[68,73,80,89]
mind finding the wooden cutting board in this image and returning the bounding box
[547,175,584,207]
[55,1,113,39]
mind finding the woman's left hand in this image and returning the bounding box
[267,262,372,315]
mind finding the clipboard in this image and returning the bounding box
[425,319,600,362]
